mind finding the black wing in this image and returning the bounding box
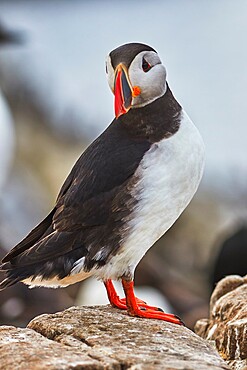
[53,121,150,230]
[1,120,150,271]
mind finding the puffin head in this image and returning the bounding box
[106,42,167,119]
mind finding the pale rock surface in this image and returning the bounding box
[195,275,247,370]
[0,305,230,369]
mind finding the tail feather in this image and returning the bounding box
[0,277,21,290]
[0,231,88,290]
[0,262,40,291]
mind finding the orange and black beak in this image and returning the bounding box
[114,64,132,119]
[114,64,141,119]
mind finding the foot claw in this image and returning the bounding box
[174,315,185,326]
[157,307,164,312]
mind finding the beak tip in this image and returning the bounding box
[115,110,124,119]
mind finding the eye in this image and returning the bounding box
[105,63,108,74]
[142,58,152,72]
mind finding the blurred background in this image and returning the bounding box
[0,0,246,329]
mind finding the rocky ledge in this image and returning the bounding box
[195,275,247,370]
[0,304,229,370]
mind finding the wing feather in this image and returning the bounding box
[1,122,150,269]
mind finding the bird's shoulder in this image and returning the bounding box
[54,121,151,230]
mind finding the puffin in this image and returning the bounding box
[0,42,205,325]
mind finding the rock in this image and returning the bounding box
[195,275,247,370]
[0,305,229,370]
[0,325,101,370]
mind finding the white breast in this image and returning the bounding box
[98,110,205,280]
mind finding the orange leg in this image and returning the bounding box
[104,279,163,310]
[122,279,184,325]
[104,279,184,325]
[104,279,150,310]
[104,279,127,309]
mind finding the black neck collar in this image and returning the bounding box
[116,84,182,143]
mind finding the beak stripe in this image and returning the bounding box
[121,69,132,109]
[114,65,133,119]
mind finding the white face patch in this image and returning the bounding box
[105,54,115,94]
[128,51,167,108]
[106,50,167,110]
